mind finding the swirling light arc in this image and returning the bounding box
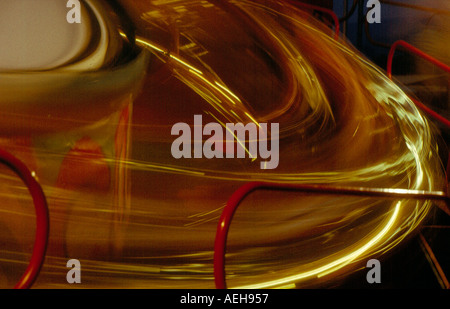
[125,0,446,288]
[0,0,448,289]
[214,182,449,289]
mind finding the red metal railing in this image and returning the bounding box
[214,5,450,290]
[387,39,450,180]
[214,181,450,289]
[0,149,49,289]
[387,40,450,129]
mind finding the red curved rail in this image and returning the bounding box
[0,149,49,289]
[214,181,450,289]
[387,40,450,129]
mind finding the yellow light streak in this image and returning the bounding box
[236,202,401,289]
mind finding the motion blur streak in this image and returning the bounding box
[0,0,447,288]
[236,201,401,289]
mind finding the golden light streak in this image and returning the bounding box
[1,0,446,289]
[215,81,242,104]
[135,37,166,54]
[244,112,261,128]
[235,202,401,289]
[188,69,239,107]
[170,55,203,75]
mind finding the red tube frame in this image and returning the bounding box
[214,21,450,291]
[0,149,49,289]
[387,40,450,129]
[214,181,450,289]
